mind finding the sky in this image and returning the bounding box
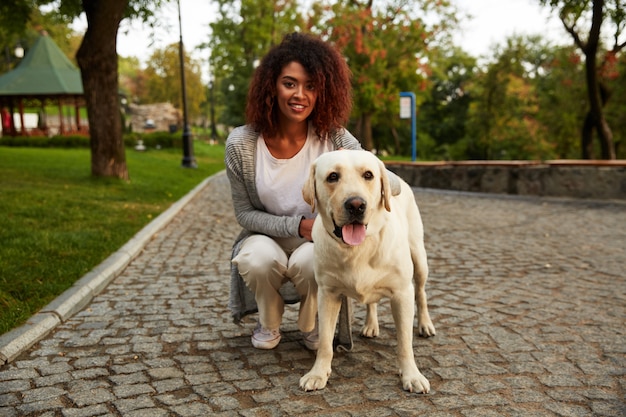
[75,0,571,78]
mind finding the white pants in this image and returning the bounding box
[232,235,317,332]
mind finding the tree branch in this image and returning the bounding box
[560,15,586,51]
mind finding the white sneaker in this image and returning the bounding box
[301,321,319,351]
[252,323,281,349]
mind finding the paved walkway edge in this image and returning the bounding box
[0,171,224,365]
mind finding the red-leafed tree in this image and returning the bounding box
[540,0,626,159]
[310,0,457,153]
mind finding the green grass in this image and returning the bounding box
[0,141,225,334]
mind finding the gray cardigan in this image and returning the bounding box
[225,124,364,322]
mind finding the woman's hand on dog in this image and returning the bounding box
[299,217,315,241]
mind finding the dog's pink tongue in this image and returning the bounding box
[342,223,366,246]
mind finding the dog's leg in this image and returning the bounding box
[300,289,342,391]
[391,290,430,393]
[360,303,379,338]
[413,243,436,337]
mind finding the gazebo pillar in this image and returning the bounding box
[18,99,25,136]
[74,96,81,132]
[7,99,17,136]
[57,98,64,135]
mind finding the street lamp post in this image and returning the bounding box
[209,77,218,142]
[177,0,197,168]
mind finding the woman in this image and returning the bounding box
[225,32,362,350]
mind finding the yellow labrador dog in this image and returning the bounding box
[300,150,435,393]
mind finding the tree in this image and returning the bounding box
[76,1,130,179]
[417,47,476,160]
[0,8,79,78]
[534,45,588,158]
[604,52,626,157]
[313,0,458,152]
[118,55,146,104]
[142,43,205,121]
[539,0,626,159]
[4,0,168,179]
[464,36,557,160]
[209,0,304,128]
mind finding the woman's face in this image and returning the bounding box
[275,61,318,126]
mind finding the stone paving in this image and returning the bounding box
[1,171,625,417]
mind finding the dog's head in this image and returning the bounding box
[302,150,392,246]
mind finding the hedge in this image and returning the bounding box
[0,131,183,149]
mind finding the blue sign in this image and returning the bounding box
[400,92,416,161]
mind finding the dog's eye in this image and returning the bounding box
[327,172,339,183]
[363,171,374,180]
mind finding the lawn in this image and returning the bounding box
[0,141,225,334]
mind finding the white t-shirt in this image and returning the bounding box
[256,129,334,219]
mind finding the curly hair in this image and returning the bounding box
[245,32,352,141]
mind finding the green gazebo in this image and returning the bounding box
[0,32,85,136]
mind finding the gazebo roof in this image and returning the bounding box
[0,33,83,97]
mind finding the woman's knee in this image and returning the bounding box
[287,242,315,290]
[233,235,288,287]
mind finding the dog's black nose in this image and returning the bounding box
[345,197,366,216]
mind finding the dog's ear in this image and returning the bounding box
[302,161,316,212]
[378,158,392,212]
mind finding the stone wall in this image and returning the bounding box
[386,160,626,200]
[127,103,180,133]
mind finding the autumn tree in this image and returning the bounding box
[465,36,559,160]
[539,0,626,159]
[313,0,457,152]
[604,52,626,157]
[118,55,146,104]
[142,43,205,121]
[534,45,588,158]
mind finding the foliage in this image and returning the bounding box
[0,131,188,149]
[0,134,90,148]
[315,0,458,152]
[0,7,80,73]
[3,0,626,170]
[209,0,305,128]
[0,142,225,334]
[142,43,205,120]
[465,36,558,160]
[604,52,626,157]
[416,47,476,160]
[118,55,146,103]
[534,44,588,158]
[538,0,626,159]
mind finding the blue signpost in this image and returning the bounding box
[399,92,416,161]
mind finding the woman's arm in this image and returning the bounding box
[225,129,302,238]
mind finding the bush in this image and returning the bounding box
[0,135,90,148]
[1,131,183,149]
[129,131,183,149]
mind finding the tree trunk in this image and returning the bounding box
[361,112,374,151]
[390,126,401,155]
[352,115,363,143]
[76,0,129,179]
[582,0,616,160]
[582,112,594,159]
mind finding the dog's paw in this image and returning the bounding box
[299,371,330,391]
[400,369,430,394]
[417,318,436,338]
[360,322,379,338]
